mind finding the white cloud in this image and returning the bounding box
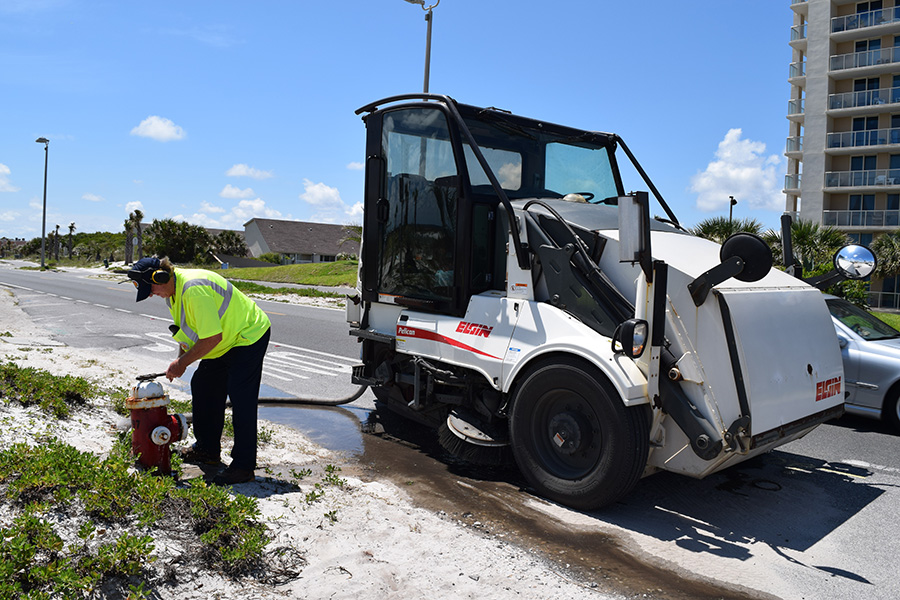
[219,184,255,199]
[125,201,144,213]
[690,129,784,212]
[299,179,361,222]
[82,193,104,202]
[226,164,273,179]
[300,179,343,208]
[347,162,364,171]
[200,201,226,214]
[0,211,19,222]
[182,198,284,229]
[0,164,19,193]
[130,116,186,142]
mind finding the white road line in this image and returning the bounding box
[141,313,173,322]
[59,296,72,300]
[76,300,89,304]
[115,308,131,313]
[262,369,293,381]
[269,341,357,364]
[267,352,351,374]
[93,304,109,308]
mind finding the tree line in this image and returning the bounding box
[9,217,249,265]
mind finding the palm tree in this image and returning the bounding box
[762,219,849,274]
[132,210,144,260]
[689,216,763,245]
[873,230,900,279]
[123,219,133,265]
[67,223,75,259]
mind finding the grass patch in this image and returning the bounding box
[0,364,305,596]
[873,310,900,331]
[221,260,357,288]
[0,362,96,418]
[0,438,276,597]
[230,280,343,299]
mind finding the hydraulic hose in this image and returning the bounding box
[258,385,369,407]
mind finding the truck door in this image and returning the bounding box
[362,106,464,315]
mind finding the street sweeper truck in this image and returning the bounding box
[345,93,875,510]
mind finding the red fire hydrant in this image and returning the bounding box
[127,375,189,475]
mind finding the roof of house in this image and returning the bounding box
[245,219,359,256]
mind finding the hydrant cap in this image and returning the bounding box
[134,380,165,399]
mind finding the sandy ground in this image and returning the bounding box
[0,281,623,599]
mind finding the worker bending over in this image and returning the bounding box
[127,256,271,485]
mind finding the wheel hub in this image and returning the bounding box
[548,412,591,456]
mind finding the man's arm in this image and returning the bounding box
[165,333,223,381]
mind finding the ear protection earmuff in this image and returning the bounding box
[150,269,170,285]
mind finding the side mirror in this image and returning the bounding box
[612,318,648,359]
[687,232,773,306]
[806,244,877,290]
[834,244,876,280]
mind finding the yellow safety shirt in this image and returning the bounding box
[167,268,270,359]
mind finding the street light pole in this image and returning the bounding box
[729,195,737,223]
[404,0,440,93]
[35,137,49,269]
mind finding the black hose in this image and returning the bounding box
[258,385,369,407]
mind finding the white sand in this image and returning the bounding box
[0,284,619,599]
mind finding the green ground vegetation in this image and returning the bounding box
[0,363,312,598]
[873,310,900,331]
[220,260,357,288]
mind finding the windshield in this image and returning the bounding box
[827,298,900,341]
[460,111,620,200]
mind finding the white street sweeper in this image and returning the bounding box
[345,94,875,510]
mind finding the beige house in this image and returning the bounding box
[242,218,359,264]
[787,0,900,307]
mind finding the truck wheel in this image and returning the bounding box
[509,357,649,510]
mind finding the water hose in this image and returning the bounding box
[258,385,369,407]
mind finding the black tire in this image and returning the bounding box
[508,356,650,510]
[884,388,900,432]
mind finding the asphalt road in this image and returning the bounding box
[1,262,898,599]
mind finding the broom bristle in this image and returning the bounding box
[437,420,512,466]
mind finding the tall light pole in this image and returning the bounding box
[729,195,737,223]
[404,0,440,92]
[35,137,49,269]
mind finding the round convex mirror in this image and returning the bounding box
[834,244,877,279]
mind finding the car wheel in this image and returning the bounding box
[508,356,650,510]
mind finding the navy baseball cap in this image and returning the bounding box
[126,257,162,302]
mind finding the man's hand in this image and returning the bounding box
[166,357,187,381]
[165,333,223,380]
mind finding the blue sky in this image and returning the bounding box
[0,0,792,239]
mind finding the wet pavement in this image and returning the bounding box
[261,403,763,600]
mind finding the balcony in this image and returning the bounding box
[832,8,900,33]
[791,23,807,42]
[785,173,802,190]
[825,169,900,188]
[823,209,900,228]
[788,98,805,116]
[786,136,804,154]
[789,61,806,78]
[828,86,900,110]
[831,46,900,71]
[827,127,900,149]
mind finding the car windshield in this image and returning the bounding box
[827,298,900,341]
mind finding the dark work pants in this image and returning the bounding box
[190,328,270,471]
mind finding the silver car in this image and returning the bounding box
[827,295,900,431]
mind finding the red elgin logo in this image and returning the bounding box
[456,321,493,338]
[816,376,842,402]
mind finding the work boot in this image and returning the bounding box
[211,465,255,486]
[178,444,221,466]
